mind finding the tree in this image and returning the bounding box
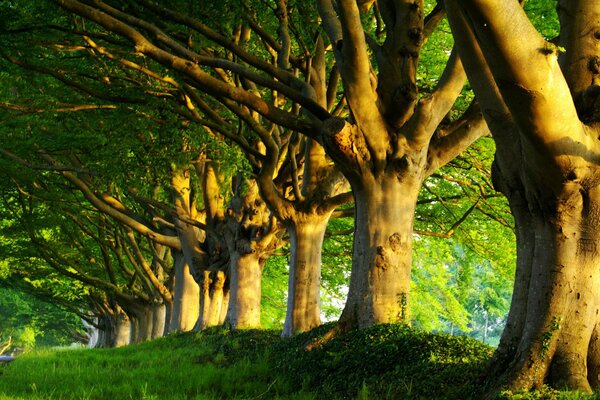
[43,0,488,332]
[446,0,600,393]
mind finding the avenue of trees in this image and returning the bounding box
[1,0,597,396]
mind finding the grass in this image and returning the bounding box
[0,324,598,399]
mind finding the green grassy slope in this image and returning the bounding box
[0,324,597,400]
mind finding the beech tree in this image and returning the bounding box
[40,0,490,332]
[446,0,600,393]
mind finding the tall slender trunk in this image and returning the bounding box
[226,252,263,329]
[207,270,227,327]
[113,310,131,347]
[282,216,329,337]
[151,303,166,339]
[338,174,420,329]
[220,286,230,325]
[197,270,211,330]
[170,256,200,332]
[195,270,229,330]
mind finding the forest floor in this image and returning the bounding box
[0,323,597,400]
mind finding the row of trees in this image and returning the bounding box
[1,0,597,395]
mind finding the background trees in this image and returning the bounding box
[0,0,517,382]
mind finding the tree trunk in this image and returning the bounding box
[226,252,263,329]
[94,314,113,348]
[339,173,420,329]
[220,286,230,325]
[151,303,166,339]
[197,270,211,330]
[207,270,227,327]
[490,173,600,394]
[129,304,154,343]
[113,310,131,347]
[282,216,329,337]
[589,320,600,390]
[169,256,200,332]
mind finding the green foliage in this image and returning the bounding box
[261,254,288,328]
[0,287,83,351]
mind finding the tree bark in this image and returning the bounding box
[226,252,263,329]
[113,310,131,347]
[206,270,228,327]
[282,215,329,337]
[151,302,166,339]
[169,255,200,332]
[197,270,211,330]
[338,173,420,329]
[129,304,154,343]
[445,0,600,393]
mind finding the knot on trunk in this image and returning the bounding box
[375,246,389,270]
[577,84,600,123]
[389,232,403,252]
[321,118,368,170]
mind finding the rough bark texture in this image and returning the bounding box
[223,179,279,329]
[446,0,600,393]
[282,216,329,336]
[45,0,481,336]
[339,172,420,328]
[226,252,263,329]
[315,0,485,330]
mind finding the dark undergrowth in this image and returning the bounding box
[0,323,598,399]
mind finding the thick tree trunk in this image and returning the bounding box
[489,171,600,394]
[170,257,200,332]
[226,252,263,329]
[282,216,329,337]
[339,174,420,329]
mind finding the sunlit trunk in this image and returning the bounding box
[170,256,200,332]
[151,303,166,339]
[339,173,419,329]
[197,270,211,330]
[226,252,262,329]
[282,216,329,337]
[113,310,131,347]
[207,270,227,327]
[492,176,600,394]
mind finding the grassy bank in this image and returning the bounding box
[0,324,597,399]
